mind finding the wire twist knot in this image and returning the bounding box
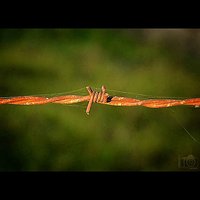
[86,85,108,115]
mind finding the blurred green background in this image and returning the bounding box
[0,29,199,171]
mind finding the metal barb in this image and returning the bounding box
[86,85,108,115]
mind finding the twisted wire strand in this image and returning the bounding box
[0,85,200,114]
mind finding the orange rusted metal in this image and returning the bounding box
[0,86,200,114]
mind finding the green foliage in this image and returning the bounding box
[0,29,199,170]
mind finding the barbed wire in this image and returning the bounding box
[0,85,200,115]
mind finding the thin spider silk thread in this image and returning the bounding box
[168,108,200,144]
[0,87,86,98]
[106,88,196,100]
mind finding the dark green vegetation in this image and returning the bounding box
[0,29,199,170]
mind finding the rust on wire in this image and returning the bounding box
[0,85,200,115]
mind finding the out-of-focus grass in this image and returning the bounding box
[0,29,199,170]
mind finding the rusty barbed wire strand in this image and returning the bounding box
[0,85,200,114]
